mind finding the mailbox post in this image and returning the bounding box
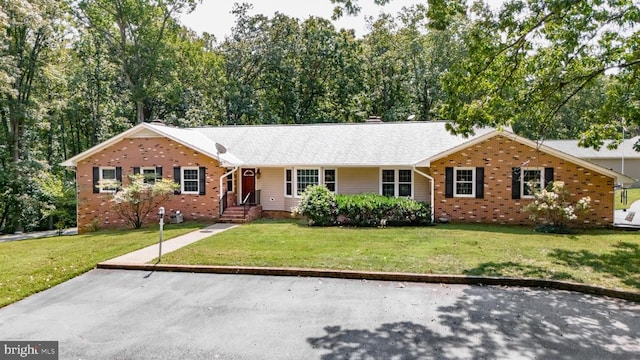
[158,206,165,262]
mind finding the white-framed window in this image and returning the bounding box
[297,168,319,195]
[285,169,293,197]
[398,169,412,197]
[324,169,336,192]
[284,168,337,197]
[454,167,475,198]
[141,167,157,184]
[380,169,413,197]
[381,169,395,197]
[99,167,118,193]
[226,169,234,193]
[181,167,200,194]
[522,168,543,198]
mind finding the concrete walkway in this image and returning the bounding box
[100,223,237,265]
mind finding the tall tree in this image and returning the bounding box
[221,4,270,124]
[0,0,67,232]
[363,14,412,121]
[438,0,640,146]
[75,0,200,124]
[296,16,346,123]
[160,26,227,126]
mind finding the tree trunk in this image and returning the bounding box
[136,100,145,124]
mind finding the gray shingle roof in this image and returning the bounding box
[150,122,496,167]
[545,136,640,159]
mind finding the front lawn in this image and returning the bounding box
[161,220,640,292]
[0,222,205,307]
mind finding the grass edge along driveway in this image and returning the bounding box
[161,220,640,293]
[0,222,205,308]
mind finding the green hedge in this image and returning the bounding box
[294,185,431,227]
[336,193,431,227]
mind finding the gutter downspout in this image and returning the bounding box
[413,166,435,224]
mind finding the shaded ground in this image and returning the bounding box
[0,270,637,359]
[465,241,640,290]
[0,228,78,243]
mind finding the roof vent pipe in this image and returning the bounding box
[366,116,383,123]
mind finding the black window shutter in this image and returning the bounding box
[445,167,454,198]
[544,167,554,188]
[199,167,206,195]
[116,167,122,182]
[92,167,99,194]
[475,167,484,199]
[133,167,140,175]
[512,167,521,199]
[156,166,163,180]
[173,167,181,194]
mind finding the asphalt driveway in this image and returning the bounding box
[0,269,638,359]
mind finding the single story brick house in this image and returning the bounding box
[61,121,632,232]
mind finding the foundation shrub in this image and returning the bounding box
[294,186,432,227]
[292,185,337,226]
[336,193,431,227]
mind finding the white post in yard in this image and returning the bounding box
[622,125,625,177]
[158,206,165,262]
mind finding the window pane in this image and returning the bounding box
[456,169,473,182]
[102,169,116,180]
[382,183,395,197]
[227,176,233,192]
[326,183,335,192]
[523,170,541,196]
[297,169,319,195]
[286,183,292,196]
[183,169,198,180]
[142,168,156,184]
[182,169,199,193]
[398,170,411,183]
[456,182,473,195]
[399,183,411,197]
[382,170,394,183]
[286,169,292,182]
[184,181,198,192]
[523,170,541,182]
[324,169,335,182]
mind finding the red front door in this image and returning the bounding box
[241,169,256,204]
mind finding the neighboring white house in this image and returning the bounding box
[546,136,640,182]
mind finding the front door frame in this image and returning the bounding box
[241,168,256,205]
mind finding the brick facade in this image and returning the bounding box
[73,132,616,230]
[76,136,225,232]
[430,135,614,226]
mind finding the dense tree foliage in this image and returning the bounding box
[1,0,638,233]
[438,0,640,148]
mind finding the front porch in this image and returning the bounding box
[219,204,262,224]
[219,189,262,224]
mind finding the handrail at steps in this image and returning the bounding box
[242,192,252,219]
[219,193,228,216]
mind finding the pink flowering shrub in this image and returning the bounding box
[522,181,591,233]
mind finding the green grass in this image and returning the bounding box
[162,220,640,292]
[0,222,205,307]
[615,188,640,210]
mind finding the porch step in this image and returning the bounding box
[219,206,252,224]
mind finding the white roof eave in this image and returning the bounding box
[60,123,245,168]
